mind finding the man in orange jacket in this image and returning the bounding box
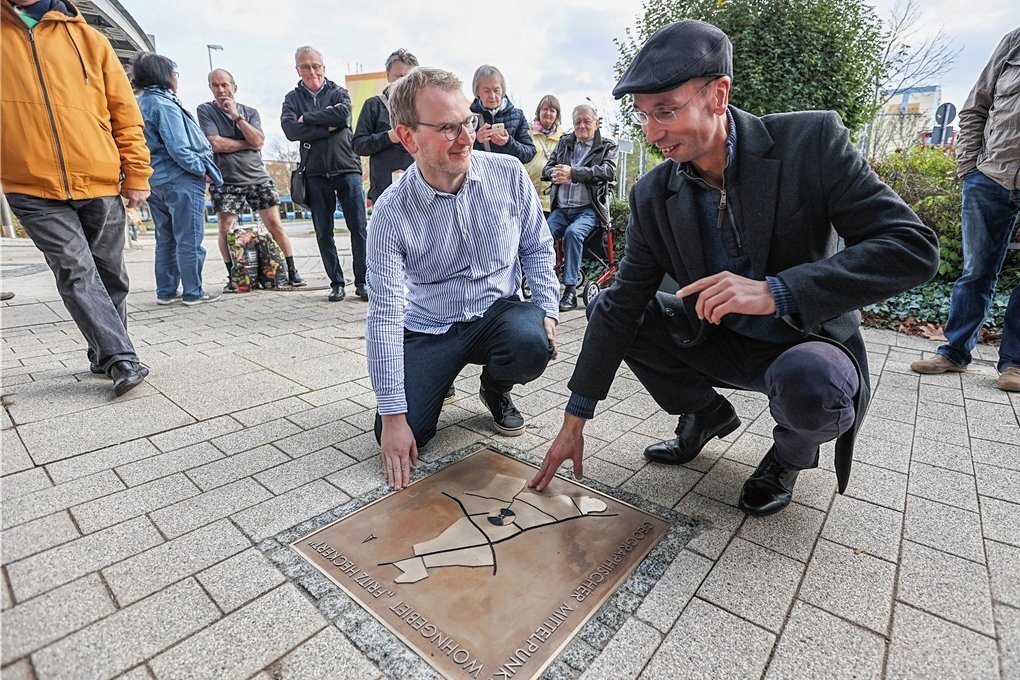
[1,0,152,395]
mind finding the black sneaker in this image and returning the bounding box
[479,388,525,436]
[328,285,345,302]
[223,279,238,294]
[289,269,307,287]
[355,284,369,302]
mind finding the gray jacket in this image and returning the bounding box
[957,27,1020,189]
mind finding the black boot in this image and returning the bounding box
[328,285,345,302]
[737,446,800,517]
[286,256,306,287]
[559,286,577,311]
[643,397,740,465]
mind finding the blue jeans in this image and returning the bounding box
[306,172,368,288]
[938,170,1019,372]
[547,205,598,286]
[149,174,208,301]
[373,298,553,447]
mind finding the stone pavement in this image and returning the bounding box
[1,232,1018,679]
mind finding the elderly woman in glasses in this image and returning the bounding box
[470,65,536,165]
[133,52,223,306]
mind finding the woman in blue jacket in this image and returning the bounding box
[133,53,222,306]
[470,65,536,164]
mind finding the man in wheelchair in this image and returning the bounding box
[542,105,618,311]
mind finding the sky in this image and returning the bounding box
[120,0,1020,159]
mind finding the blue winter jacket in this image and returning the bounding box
[470,95,536,164]
[137,86,222,187]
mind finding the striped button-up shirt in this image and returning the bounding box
[365,151,559,415]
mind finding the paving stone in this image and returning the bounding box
[231,480,346,541]
[195,547,286,613]
[577,616,659,680]
[641,597,774,680]
[902,494,984,563]
[980,496,1020,548]
[620,462,701,507]
[986,540,1020,609]
[1,511,80,565]
[844,462,907,512]
[852,433,911,474]
[186,445,290,491]
[968,403,1020,446]
[254,447,357,495]
[284,399,364,430]
[866,397,916,424]
[897,540,994,635]
[210,418,302,455]
[45,438,163,484]
[579,456,634,488]
[275,420,364,457]
[910,437,973,473]
[149,583,326,680]
[673,492,746,560]
[31,578,220,680]
[16,395,195,464]
[7,516,163,601]
[636,549,713,633]
[104,519,251,606]
[149,477,272,538]
[2,470,124,530]
[820,494,902,562]
[997,604,1020,680]
[261,625,378,679]
[764,601,885,680]
[886,603,999,680]
[297,382,371,408]
[0,428,34,474]
[326,458,386,497]
[1,659,33,680]
[232,396,313,428]
[907,461,979,512]
[4,375,157,424]
[589,430,661,472]
[147,415,242,452]
[692,458,755,508]
[1,574,115,664]
[697,537,803,633]
[916,399,967,424]
[738,501,825,562]
[974,462,1020,504]
[918,382,965,406]
[913,415,972,448]
[157,370,306,420]
[114,442,224,487]
[71,473,200,533]
[971,439,1020,472]
[799,538,895,634]
[1,467,51,499]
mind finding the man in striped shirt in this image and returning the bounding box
[366,67,560,491]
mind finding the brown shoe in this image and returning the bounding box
[997,367,1020,392]
[910,355,966,375]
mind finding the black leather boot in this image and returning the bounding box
[737,446,800,517]
[643,397,740,465]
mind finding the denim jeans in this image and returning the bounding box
[148,174,208,301]
[547,205,598,286]
[373,298,553,447]
[938,170,1019,372]
[5,193,138,371]
[306,172,368,288]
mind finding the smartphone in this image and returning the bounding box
[491,123,506,133]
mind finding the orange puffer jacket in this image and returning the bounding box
[0,1,151,200]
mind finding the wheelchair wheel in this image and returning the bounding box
[582,281,601,308]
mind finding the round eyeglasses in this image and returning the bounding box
[630,79,716,126]
[417,114,481,141]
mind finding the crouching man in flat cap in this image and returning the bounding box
[530,20,939,515]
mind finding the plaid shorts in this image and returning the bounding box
[210,180,279,214]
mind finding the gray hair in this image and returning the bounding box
[572,104,597,121]
[471,64,505,96]
[294,45,323,64]
[385,48,418,73]
[387,67,463,128]
[208,68,236,86]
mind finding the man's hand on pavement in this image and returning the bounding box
[121,188,150,208]
[679,271,775,324]
[379,414,418,490]
[529,413,585,491]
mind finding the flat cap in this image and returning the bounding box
[613,20,732,99]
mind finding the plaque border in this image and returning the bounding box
[258,440,700,679]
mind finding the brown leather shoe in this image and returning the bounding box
[997,367,1020,392]
[910,355,966,375]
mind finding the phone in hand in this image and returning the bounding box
[491,123,506,134]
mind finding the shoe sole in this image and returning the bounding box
[114,374,145,397]
[289,281,308,287]
[644,415,742,465]
[478,393,525,436]
[182,298,220,306]
[156,299,179,305]
[737,495,792,517]
[910,362,966,375]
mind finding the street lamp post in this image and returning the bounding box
[206,44,223,72]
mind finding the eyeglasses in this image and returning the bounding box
[417,114,481,141]
[630,79,716,126]
[297,63,325,73]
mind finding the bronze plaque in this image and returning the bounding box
[292,447,671,680]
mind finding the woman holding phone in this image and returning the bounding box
[470,65,536,164]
